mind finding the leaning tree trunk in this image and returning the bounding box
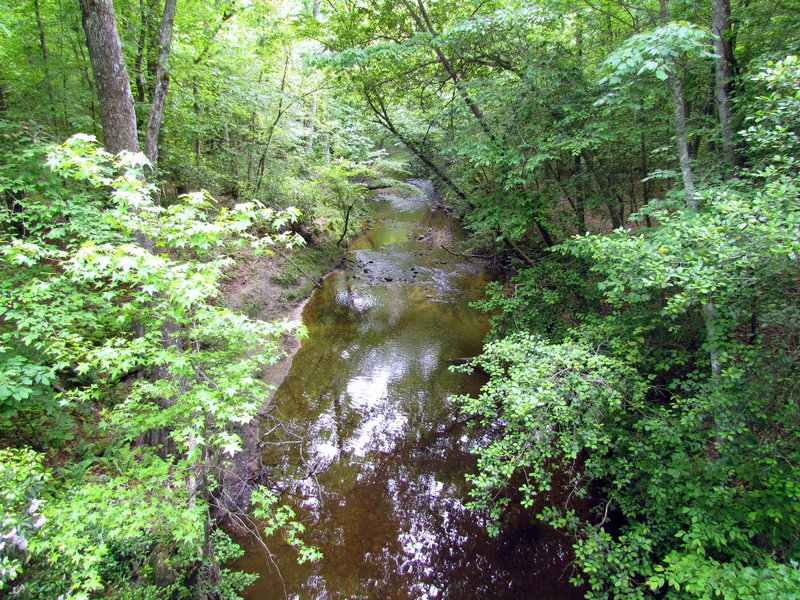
[79,0,139,154]
[145,0,178,164]
[399,0,494,141]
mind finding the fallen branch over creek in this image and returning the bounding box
[439,244,492,261]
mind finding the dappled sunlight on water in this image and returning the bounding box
[232,183,583,600]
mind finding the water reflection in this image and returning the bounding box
[234,185,583,600]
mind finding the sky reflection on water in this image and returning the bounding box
[234,187,583,600]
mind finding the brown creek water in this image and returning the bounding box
[234,180,582,600]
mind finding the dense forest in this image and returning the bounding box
[1,0,800,598]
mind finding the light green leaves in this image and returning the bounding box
[600,22,713,84]
[455,333,646,514]
[597,22,713,106]
[0,132,308,597]
[251,488,322,564]
[0,447,49,589]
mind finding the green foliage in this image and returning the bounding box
[250,488,322,564]
[454,334,647,529]
[472,256,600,339]
[0,130,308,598]
[0,447,48,589]
[599,22,713,87]
[456,48,800,600]
[29,455,205,598]
[5,0,800,597]
[308,158,374,245]
[740,55,800,171]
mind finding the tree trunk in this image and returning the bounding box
[364,90,468,202]
[712,0,737,170]
[144,0,178,164]
[400,0,494,140]
[668,73,697,208]
[305,96,317,156]
[33,0,55,125]
[533,219,554,248]
[79,0,140,154]
[337,201,354,246]
[255,51,290,192]
[574,154,586,231]
[659,0,697,210]
[660,1,720,386]
[80,0,190,457]
[134,0,150,105]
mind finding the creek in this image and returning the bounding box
[234,181,581,599]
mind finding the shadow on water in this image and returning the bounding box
[232,182,584,600]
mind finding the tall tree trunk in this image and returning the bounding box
[305,96,317,156]
[79,0,140,154]
[134,0,150,105]
[255,51,291,192]
[144,0,178,164]
[80,0,192,457]
[33,0,56,126]
[659,0,697,210]
[660,0,719,383]
[573,154,586,231]
[667,75,697,208]
[712,0,737,170]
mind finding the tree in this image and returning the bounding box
[79,0,139,153]
[712,0,737,169]
[455,47,800,600]
[145,0,178,164]
[312,159,372,246]
[0,132,316,597]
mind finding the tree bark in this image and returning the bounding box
[667,74,697,206]
[712,0,737,170]
[659,0,697,210]
[305,96,317,156]
[659,1,720,384]
[255,51,291,192]
[134,0,150,105]
[364,90,468,201]
[33,0,55,125]
[144,0,178,164]
[80,0,140,154]
[80,1,191,455]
